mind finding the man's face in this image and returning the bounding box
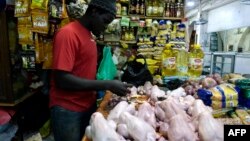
[91,12,115,37]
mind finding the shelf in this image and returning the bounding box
[169,41,186,45]
[96,40,137,45]
[0,91,36,107]
[116,15,183,21]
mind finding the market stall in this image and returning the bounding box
[83,74,250,141]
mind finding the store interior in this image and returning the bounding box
[0,0,250,141]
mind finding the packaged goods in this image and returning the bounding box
[211,100,238,109]
[161,44,177,76]
[188,44,204,77]
[176,47,188,76]
[210,84,238,101]
[235,109,250,125]
[31,10,49,34]
[15,0,30,17]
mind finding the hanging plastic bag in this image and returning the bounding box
[97,46,117,80]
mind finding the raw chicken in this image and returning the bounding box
[129,86,138,96]
[160,98,191,122]
[144,81,153,96]
[85,126,92,139]
[117,124,130,139]
[136,102,157,129]
[198,112,224,141]
[89,112,120,141]
[120,112,157,141]
[167,115,196,141]
[191,99,209,118]
[150,85,166,103]
[159,122,169,138]
[155,102,166,121]
[107,101,129,122]
[167,87,186,98]
[158,136,168,141]
[107,120,117,130]
[125,103,136,115]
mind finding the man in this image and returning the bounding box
[50,0,132,141]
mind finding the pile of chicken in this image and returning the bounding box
[85,82,224,141]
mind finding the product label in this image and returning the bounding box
[189,58,203,71]
[163,57,176,70]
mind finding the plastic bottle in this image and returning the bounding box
[188,44,204,77]
[162,44,176,76]
[176,47,188,76]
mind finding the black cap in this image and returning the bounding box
[89,0,116,16]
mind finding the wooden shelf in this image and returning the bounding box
[116,15,183,21]
[0,91,36,107]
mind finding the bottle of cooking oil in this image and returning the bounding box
[162,44,176,76]
[188,44,204,77]
[176,47,188,76]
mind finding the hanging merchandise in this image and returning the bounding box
[30,0,49,11]
[21,52,36,71]
[97,46,117,80]
[31,10,49,34]
[18,25,33,45]
[14,0,30,17]
[18,16,32,25]
[48,0,63,19]
[188,44,204,77]
[34,33,45,63]
[42,39,53,69]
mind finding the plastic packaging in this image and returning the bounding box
[161,44,176,76]
[188,44,204,77]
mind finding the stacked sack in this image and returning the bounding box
[198,83,239,109]
[235,79,250,108]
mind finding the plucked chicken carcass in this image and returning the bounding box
[167,114,197,141]
[136,102,157,129]
[117,123,130,139]
[155,102,166,122]
[86,112,121,141]
[150,85,166,103]
[159,121,169,138]
[119,112,157,141]
[198,111,224,141]
[160,98,191,122]
[107,101,129,122]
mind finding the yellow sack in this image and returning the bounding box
[210,84,238,101]
[212,100,238,110]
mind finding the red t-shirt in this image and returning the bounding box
[50,21,97,112]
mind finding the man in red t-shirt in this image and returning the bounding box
[50,0,132,141]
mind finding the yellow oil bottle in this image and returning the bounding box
[161,44,176,76]
[176,47,188,76]
[188,44,204,77]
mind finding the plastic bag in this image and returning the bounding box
[97,46,117,80]
[121,55,153,87]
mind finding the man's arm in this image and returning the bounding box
[53,70,132,96]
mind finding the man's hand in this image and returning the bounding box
[106,80,133,96]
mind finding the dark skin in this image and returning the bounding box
[53,7,132,96]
